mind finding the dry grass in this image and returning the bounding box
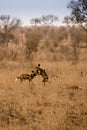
[0,61,87,130]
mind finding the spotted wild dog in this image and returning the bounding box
[35,64,45,75]
[15,70,38,83]
[35,64,49,86]
[15,74,32,82]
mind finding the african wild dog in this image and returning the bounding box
[15,70,37,83]
[16,64,49,86]
[16,74,32,82]
[35,64,49,86]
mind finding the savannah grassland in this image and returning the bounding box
[0,23,87,130]
[0,60,87,130]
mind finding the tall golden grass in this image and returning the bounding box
[0,61,87,130]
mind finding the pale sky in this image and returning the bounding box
[0,0,70,25]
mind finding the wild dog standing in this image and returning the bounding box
[16,74,32,82]
[15,70,38,85]
[35,64,49,86]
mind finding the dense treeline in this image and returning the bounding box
[0,15,87,63]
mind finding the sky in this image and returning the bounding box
[0,0,70,25]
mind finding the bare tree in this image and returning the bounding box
[0,15,21,46]
[30,18,41,26]
[67,0,87,32]
[30,14,59,26]
[63,0,87,63]
[41,14,59,25]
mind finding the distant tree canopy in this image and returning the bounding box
[0,15,21,46]
[30,14,59,26]
[64,0,87,32]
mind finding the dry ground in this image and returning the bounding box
[0,61,87,130]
